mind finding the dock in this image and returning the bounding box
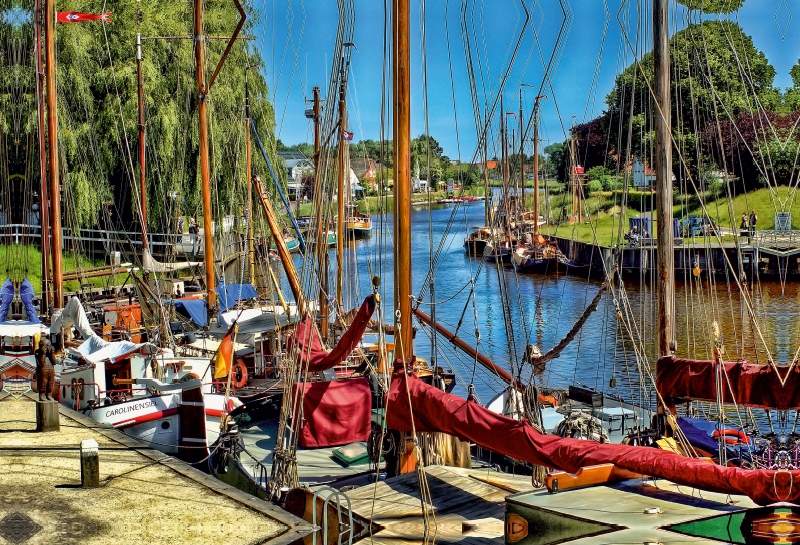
[343,464,760,545]
[0,392,314,545]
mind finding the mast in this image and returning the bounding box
[35,0,51,313]
[136,33,148,250]
[483,106,489,227]
[654,0,674,357]
[532,96,544,236]
[311,86,328,338]
[393,0,413,361]
[246,72,254,286]
[519,91,524,213]
[336,53,348,309]
[45,0,62,309]
[194,0,216,310]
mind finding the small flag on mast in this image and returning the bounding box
[340,130,354,141]
[57,11,112,23]
[213,323,237,379]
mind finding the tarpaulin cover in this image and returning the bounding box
[386,360,800,505]
[291,378,371,448]
[173,298,208,327]
[215,282,259,312]
[51,296,95,338]
[677,417,749,460]
[287,295,376,372]
[0,278,13,322]
[72,335,160,364]
[19,279,39,324]
[657,356,800,409]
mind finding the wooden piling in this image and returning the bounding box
[35,400,60,432]
[80,438,100,488]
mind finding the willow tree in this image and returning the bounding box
[53,1,281,230]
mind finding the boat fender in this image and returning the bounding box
[537,394,559,407]
[712,428,749,445]
[232,360,248,389]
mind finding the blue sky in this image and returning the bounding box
[252,0,798,160]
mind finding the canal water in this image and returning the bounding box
[258,199,795,413]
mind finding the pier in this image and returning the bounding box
[0,392,313,545]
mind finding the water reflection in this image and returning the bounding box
[253,201,798,413]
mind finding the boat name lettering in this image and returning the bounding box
[105,400,156,418]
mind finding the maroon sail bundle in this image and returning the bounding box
[287,294,377,373]
[656,356,800,410]
[386,360,800,505]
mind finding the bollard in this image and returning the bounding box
[35,400,60,432]
[80,439,100,488]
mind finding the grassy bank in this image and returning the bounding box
[1,245,128,294]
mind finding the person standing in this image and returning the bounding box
[749,209,757,242]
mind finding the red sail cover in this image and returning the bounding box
[292,379,371,448]
[386,360,800,505]
[57,11,112,23]
[656,356,800,410]
[287,295,376,373]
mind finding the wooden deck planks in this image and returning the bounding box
[347,465,517,545]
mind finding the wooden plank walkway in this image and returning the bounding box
[346,465,535,545]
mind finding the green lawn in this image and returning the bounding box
[1,244,128,294]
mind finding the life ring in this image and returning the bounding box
[232,360,248,389]
[712,428,749,445]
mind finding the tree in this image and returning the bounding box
[543,142,568,183]
[0,0,281,230]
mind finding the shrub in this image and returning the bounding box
[586,180,603,196]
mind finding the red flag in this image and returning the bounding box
[57,11,112,23]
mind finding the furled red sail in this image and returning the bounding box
[657,356,800,410]
[287,294,377,372]
[386,359,800,505]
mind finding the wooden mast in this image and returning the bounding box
[246,72,254,286]
[393,0,413,361]
[194,0,216,311]
[311,86,329,337]
[336,54,348,309]
[654,0,674,357]
[483,107,489,227]
[45,0,62,309]
[35,0,51,313]
[532,95,544,236]
[136,33,148,250]
[519,91,524,214]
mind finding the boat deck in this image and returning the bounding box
[342,464,758,545]
[0,391,312,545]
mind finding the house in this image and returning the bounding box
[351,157,378,188]
[277,150,315,197]
[632,157,656,188]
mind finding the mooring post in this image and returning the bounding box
[80,438,100,488]
[35,400,60,432]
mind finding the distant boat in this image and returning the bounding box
[464,227,493,256]
[484,237,515,264]
[346,206,373,238]
[270,235,301,253]
[511,235,559,273]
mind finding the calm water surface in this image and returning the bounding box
[262,200,796,413]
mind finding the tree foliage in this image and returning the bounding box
[3,1,281,229]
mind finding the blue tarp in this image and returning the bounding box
[173,299,208,327]
[678,417,749,460]
[19,279,40,324]
[0,279,13,322]
[215,282,258,312]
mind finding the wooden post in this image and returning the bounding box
[194,0,216,311]
[654,0,674,358]
[35,0,51,314]
[393,0,413,361]
[35,400,59,432]
[483,106,489,227]
[80,439,100,488]
[136,34,148,250]
[45,0,62,309]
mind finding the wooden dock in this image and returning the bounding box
[0,391,313,545]
[346,465,536,545]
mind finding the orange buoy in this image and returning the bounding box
[232,360,248,388]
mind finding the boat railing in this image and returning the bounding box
[312,486,355,545]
